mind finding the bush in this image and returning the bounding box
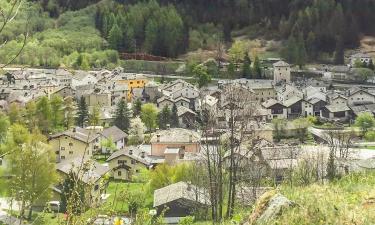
[365,131,375,141]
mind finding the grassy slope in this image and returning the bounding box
[271,172,375,225]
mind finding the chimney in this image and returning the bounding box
[129,149,133,155]
[141,151,145,158]
[73,127,76,133]
[156,134,160,142]
[189,134,192,142]
[166,124,170,129]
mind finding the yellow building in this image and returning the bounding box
[114,74,148,101]
[49,127,100,162]
[106,148,150,181]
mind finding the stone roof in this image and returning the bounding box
[262,99,282,108]
[351,53,371,59]
[106,148,151,165]
[153,181,209,207]
[283,96,302,107]
[325,104,351,113]
[150,128,200,143]
[56,157,109,184]
[50,127,100,143]
[101,126,128,142]
[273,60,290,67]
[177,106,196,117]
[350,104,375,116]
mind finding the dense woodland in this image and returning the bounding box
[1,0,375,68]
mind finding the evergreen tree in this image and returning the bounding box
[50,95,64,131]
[63,96,76,129]
[158,105,171,130]
[368,60,375,71]
[77,97,88,127]
[253,55,262,79]
[108,22,123,50]
[36,96,52,134]
[114,99,130,132]
[133,99,142,117]
[170,104,179,128]
[242,52,252,79]
[296,34,307,69]
[89,105,101,127]
[334,36,345,65]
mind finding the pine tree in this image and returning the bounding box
[170,104,179,128]
[77,96,88,127]
[114,99,130,132]
[89,105,101,127]
[334,36,345,65]
[158,105,171,130]
[296,34,307,69]
[133,99,142,117]
[108,22,123,50]
[253,55,262,79]
[242,52,252,79]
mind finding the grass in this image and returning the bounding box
[104,181,153,214]
[363,146,375,150]
[264,172,375,224]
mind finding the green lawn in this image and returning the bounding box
[104,181,153,214]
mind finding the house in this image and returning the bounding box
[201,95,218,111]
[283,96,313,118]
[262,99,287,120]
[111,73,148,101]
[329,94,348,105]
[304,86,326,102]
[51,86,76,99]
[153,182,209,219]
[273,61,291,83]
[277,84,303,102]
[106,148,150,181]
[150,128,200,157]
[83,89,112,107]
[177,106,197,129]
[350,104,375,118]
[72,71,98,88]
[49,127,100,162]
[247,80,276,102]
[309,98,327,117]
[55,157,109,206]
[350,53,372,66]
[321,104,351,121]
[100,126,128,152]
[157,96,190,110]
[347,89,375,106]
[324,66,351,81]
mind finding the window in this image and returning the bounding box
[118,160,127,164]
[55,151,59,155]
[61,147,65,150]
[136,170,140,173]
[61,156,65,160]
[69,142,73,146]
[130,82,133,85]
[118,171,122,176]
[131,160,136,165]
[69,151,73,155]
[94,184,99,191]
[65,137,68,139]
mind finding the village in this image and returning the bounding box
[1,51,375,224]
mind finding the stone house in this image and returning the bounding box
[347,89,375,106]
[262,99,287,120]
[273,61,291,83]
[99,126,128,152]
[150,128,200,157]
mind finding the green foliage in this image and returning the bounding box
[293,117,311,143]
[272,118,287,142]
[114,99,130,132]
[132,98,142,117]
[141,103,158,132]
[170,104,179,128]
[0,112,9,143]
[192,64,212,88]
[355,112,375,135]
[364,131,375,142]
[242,52,252,79]
[252,55,262,79]
[188,23,223,51]
[158,105,171,129]
[77,96,89,127]
[36,96,53,134]
[353,68,375,82]
[178,216,195,225]
[128,117,146,145]
[50,95,64,131]
[89,105,101,126]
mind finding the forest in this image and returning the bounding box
[1,0,375,68]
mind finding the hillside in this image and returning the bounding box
[247,172,375,225]
[1,0,375,69]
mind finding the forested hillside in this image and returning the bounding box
[1,0,375,68]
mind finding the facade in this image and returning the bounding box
[347,89,375,106]
[150,128,200,156]
[350,53,372,66]
[100,126,128,152]
[49,127,100,162]
[114,74,148,101]
[273,61,291,83]
[262,99,287,120]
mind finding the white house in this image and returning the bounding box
[347,89,375,106]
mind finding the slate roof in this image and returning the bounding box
[153,182,209,207]
[325,104,351,113]
[56,157,109,184]
[273,60,290,67]
[106,148,151,165]
[50,127,99,143]
[177,106,196,117]
[283,96,302,107]
[101,126,128,142]
[262,99,282,108]
[150,128,200,143]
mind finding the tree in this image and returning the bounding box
[132,99,142,117]
[353,68,375,82]
[368,60,375,71]
[4,126,57,219]
[293,118,310,143]
[252,55,262,79]
[50,95,64,131]
[158,105,170,129]
[228,40,246,69]
[0,112,9,143]
[355,112,375,136]
[296,34,307,68]
[77,96,89,127]
[101,137,117,158]
[141,103,158,132]
[63,96,76,129]
[170,104,179,128]
[108,22,123,50]
[334,36,345,65]
[272,118,286,142]
[36,96,52,134]
[227,61,236,79]
[8,102,24,124]
[128,116,146,145]
[89,105,101,126]
[242,52,252,79]
[193,64,212,88]
[114,99,130,132]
